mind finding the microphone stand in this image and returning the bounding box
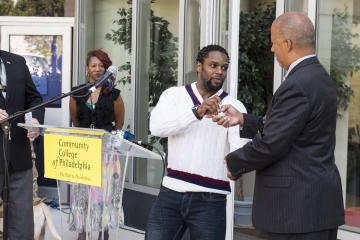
[0,81,96,240]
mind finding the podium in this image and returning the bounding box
[18,123,163,159]
[18,123,163,238]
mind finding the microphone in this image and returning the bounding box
[130,139,154,151]
[125,138,154,151]
[88,65,117,93]
[101,67,117,90]
[115,130,154,151]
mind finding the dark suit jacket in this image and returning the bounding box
[0,50,44,173]
[226,56,344,233]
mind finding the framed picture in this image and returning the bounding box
[9,34,63,107]
[1,23,72,127]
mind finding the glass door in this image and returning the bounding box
[132,0,180,189]
[233,1,275,239]
[317,0,360,234]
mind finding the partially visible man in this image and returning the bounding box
[214,12,344,240]
[0,50,44,239]
[145,45,248,240]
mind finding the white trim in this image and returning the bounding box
[200,0,217,46]
[200,0,209,46]
[208,0,215,44]
[131,0,138,108]
[226,183,235,240]
[129,0,139,184]
[227,0,240,99]
[0,16,74,26]
[177,0,186,86]
[308,0,317,28]
[276,0,285,18]
[273,0,286,93]
[1,25,72,128]
[212,0,220,44]
[130,0,138,135]
[226,1,240,239]
[73,0,81,87]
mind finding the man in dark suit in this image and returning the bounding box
[0,50,44,239]
[213,12,344,240]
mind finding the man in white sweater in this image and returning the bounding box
[145,45,248,240]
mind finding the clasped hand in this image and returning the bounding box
[197,97,244,129]
[212,104,244,128]
[196,95,222,118]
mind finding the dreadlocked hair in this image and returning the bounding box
[196,44,230,64]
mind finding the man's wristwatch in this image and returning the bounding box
[192,105,202,120]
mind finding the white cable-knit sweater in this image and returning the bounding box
[150,82,249,194]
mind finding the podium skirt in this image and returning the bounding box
[68,152,124,232]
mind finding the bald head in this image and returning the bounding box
[273,12,315,51]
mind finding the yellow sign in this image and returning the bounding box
[44,129,105,187]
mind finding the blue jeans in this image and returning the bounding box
[145,186,226,240]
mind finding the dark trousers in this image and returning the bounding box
[268,228,338,240]
[145,186,227,240]
[0,169,34,239]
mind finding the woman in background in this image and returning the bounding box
[70,48,124,131]
[69,49,125,240]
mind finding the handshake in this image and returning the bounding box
[195,95,244,128]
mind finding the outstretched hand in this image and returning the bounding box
[212,104,244,128]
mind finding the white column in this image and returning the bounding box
[129,0,139,183]
[177,0,186,86]
[273,0,286,93]
[308,0,318,27]
[226,1,240,239]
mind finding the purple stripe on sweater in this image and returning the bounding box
[219,91,228,100]
[167,168,231,192]
[185,84,201,106]
[186,84,228,105]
